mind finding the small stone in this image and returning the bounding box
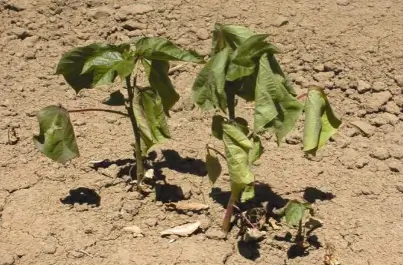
[394,75,403,87]
[371,81,386,92]
[355,158,369,169]
[313,63,325,72]
[285,132,302,145]
[301,54,315,63]
[195,29,209,40]
[0,253,14,265]
[206,229,226,240]
[11,27,30,39]
[350,120,375,136]
[364,91,392,113]
[356,80,371,93]
[42,244,57,254]
[370,147,390,160]
[123,21,146,31]
[24,51,36,60]
[385,101,401,115]
[222,11,237,19]
[144,218,158,227]
[88,6,113,19]
[180,183,192,200]
[388,160,402,172]
[127,4,154,15]
[122,225,143,234]
[313,71,335,83]
[336,0,351,6]
[272,16,289,27]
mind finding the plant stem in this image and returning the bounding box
[225,85,236,121]
[222,193,237,233]
[125,62,144,191]
[68,108,128,117]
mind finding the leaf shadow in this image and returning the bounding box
[237,241,261,261]
[303,187,335,203]
[60,187,101,207]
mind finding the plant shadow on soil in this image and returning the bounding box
[91,149,207,203]
[60,187,101,207]
[210,183,335,260]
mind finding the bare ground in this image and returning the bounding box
[1,0,403,264]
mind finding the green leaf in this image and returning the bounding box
[56,44,133,92]
[303,87,342,155]
[206,151,222,185]
[33,105,79,164]
[131,89,170,155]
[102,90,125,106]
[143,59,179,116]
[226,34,281,81]
[284,200,310,227]
[268,55,296,96]
[236,72,257,101]
[222,123,254,199]
[212,24,255,55]
[249,135,263,165]
[135,37,204,63]
[254,55,303,143]
[192,48,230,112]
[211,115,225,140]
[241,184,255,203]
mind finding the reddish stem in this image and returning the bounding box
[297,93,307,101]
[222,193,237,233]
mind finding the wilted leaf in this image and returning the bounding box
[192,48,229,112]
[268,54,296,96]
[131,89,170,155]
[249,135,263,164]
[33,105,79,164]
[268,217,281,230]
[56,44,133,92]
[102,90,125,106]
[243,227,265,242]
[284,200,311,227]
[143,59,179,115]
[303,86,342,155]
[136,37,204,63]
[160,221,201,237]
[211,115,225,140]
[165,202,209,212]
[211,24,255,55]
[254,55,303,143]
[206,151,222,185]
[222,123,254,199]
[226,34,280,81]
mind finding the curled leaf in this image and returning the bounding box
[160,221,201,237]
[33,105,79,164]
[303,86,342,155]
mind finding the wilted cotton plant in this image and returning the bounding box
[33,37,203,191]
[192,24,341,233]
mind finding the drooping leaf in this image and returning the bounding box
[249,135,263,165]
[131,89,170,155]
[241,184,255,202]
[254,55,303,143]
[206,151,222,185]
[160,221,201,237]
[56,44,134,92]
[226,34,281,81]
[211,24,255,55]
[236,71,258,101]
[303,86,342,155]
[143,59,179,116]
[135,37,204,63]
[192,48,229,112]
[102,90,125,106]
[222,123,254,200]
[211,115,225,140]
[284,200,311,227]
[33,105,79,164]
[268,54,296,96]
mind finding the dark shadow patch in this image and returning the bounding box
[60,187,101,207]
[209,187,231,207]
[154,149,207,177]
[90,158,135,170]
[287,244,309,259]
[155,183,185,203]
[237,241,261,261]
[303,187,335,203]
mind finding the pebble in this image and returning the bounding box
[122,225,143,234]
[222,11,237,19]
[144,218,158,227]
[388,160,402,172]
[24,51,36,60]
[180,183,192,200]
[0,254,14,265]
[370,147,390,160]
[350,120,375,136]
[394,75,403,87]
[313,71,335,83]
[88,6,113,19]
[206,229,226,240]
[371,81,386,92]
[127,4,154,15]
[336,0,351,6]
[5,1,29,11]
[42,243,57,254]
[11,27,30,39]
[123,21,147,31]
[195,28,209,40]
[356,80,371,93]
[385,101,401,115]
[364,91,392,112]
[301,54,315,63]
[272,16,289,27]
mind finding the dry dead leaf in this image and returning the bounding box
[324,242,341,265]
[164,201,209,212]
[160,221,201,237]
[122,225,143,237]
[243,228,265,242]
[268,217,281,230]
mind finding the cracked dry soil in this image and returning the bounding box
[1,0,403,264]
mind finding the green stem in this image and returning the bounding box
[68,108,128,117]
[226,87,236,121]
[125,62,144,191]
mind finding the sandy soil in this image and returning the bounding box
[1,0,403,264]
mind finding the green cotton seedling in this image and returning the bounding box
[192,24,341,233]
[33,38,204,191]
